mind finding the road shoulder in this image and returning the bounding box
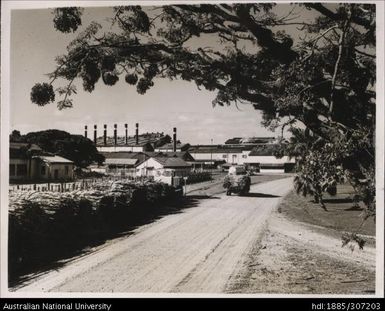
[225,208,376,294]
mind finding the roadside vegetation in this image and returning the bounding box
[278,183,375,249]
[186,171,212,185]
[8,180,180,284]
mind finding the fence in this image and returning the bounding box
[9,170,223,192]
[9,175,150,193]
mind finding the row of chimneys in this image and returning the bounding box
[84,124,178,152]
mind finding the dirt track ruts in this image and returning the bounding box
[17,177,293,293]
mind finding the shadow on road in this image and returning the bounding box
[185,195,221,200]
[241,192,281,198]
[9,195,217,289]
[344,206,363,211]
[322,198,354,204]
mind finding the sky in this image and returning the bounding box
[9,3,318,145]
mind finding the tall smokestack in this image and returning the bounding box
[104,124,107,146]
[173,127,177,152]
[135,123,139,145]
[84,125,88,138]
[114,124,117,146]
[94,125,97,145]
[125,124,128,145]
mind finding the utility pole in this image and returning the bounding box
[210,139,213,164]
[210,138,213,179]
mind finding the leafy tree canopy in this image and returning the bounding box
[32,4,375,132]
[31,3,376,214]
[11,129,105,167]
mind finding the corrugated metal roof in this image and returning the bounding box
[154,151,195,161]
[225,137,276,144]
[101,152,145,159]
[189,148,243,154]
[95,133,166,147]
[156,143,190,150]
[153,157,192,168]
[105,158,138,166]
[36,155,74,164]
[102,151,194,160]
[248,144,281,156]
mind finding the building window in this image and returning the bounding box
[41,165,46,176]
[16,164,28,176]
[222,154,227,158]
[231,155,238,165]
[65,166,69,176]
[163,170,172,177]
[10,164,16,176]
[242,155,247,158]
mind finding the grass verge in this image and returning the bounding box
[278,183,375,238]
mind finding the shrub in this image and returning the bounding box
[186,172,212,184]
[48,199,80,252]
[8,202,51,277]
[8,180,178,280]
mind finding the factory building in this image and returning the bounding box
[85,123,182,153]
[84,124,295,175]
[188,137,295,172]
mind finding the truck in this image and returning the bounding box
[223,165,251,196]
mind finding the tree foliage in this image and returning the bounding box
[53,7,83,33]
[32,4,376,214]
[30,83,55,106]
[12,130,105,167]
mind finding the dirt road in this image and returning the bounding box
[16,177,293,293]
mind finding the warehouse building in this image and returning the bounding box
[84,123,184,153]
[243,144,295,173]
[188,138,295,173]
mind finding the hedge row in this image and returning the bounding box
[8,180,179,281]
[186,172,212,185]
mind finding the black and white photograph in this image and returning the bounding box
[1,0,384,298]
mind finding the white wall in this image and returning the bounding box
[244,155,295,164]
[190,152,295,166]
[237,151,251,165]
[189,152,242,164]
[154,175,173,184]
[260,169,285,174]
[136,158,164,177]
[90,166,107,174]
[136,158,191,178]
[154,147,182,152]
[97,146,144,152]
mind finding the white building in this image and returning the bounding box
[135,157,191,185]
[154,143,190,153]
[97,142,153,153]
[188,146,243,165]
[104,158,139,177]
[243,145,295,173]
[188,143,295,173]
